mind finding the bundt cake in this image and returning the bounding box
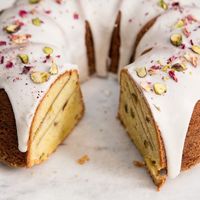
[119,5,200,189]
[1,0,200,190]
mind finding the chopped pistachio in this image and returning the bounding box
[32,17,42,26]
[170,33,182,47]
[29,0,40,4]
[10,34,31,44]
[153,83,167,95]
[171,63,187,72]
[18,54,29,64]
[158,0,168,10]
[43,46,53,55]
[4,24,20,34]
[162,64,171,72]
[191,45,200,55]
[49,63,58,75]
[184,52,198,67]
[136,67,147,78]
[30,71,50,84]
[175,20,184,28]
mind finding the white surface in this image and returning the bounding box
[1,75,200,200]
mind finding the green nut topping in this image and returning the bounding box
[171,63,187,72]
[18,54,29,64]
[191,45,200,55]
[136,67,147,78]
[170,33,182,47]
[158,0,168,10]
[31,71,50,84]
[153,83,167,95]
[32,17,43,26]
[49,63,58,75]
[4,24,20,34]
[29,0,41,4]
[43,46,53,55]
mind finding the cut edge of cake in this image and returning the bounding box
[0,69,84,168]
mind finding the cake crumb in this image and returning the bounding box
[77,155,90,165]
[133,160,145,168]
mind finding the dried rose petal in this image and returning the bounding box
[168,70,178,82]
[5,61,13,69]
[0,56,4,64]
[182,27,191,38]
[21,66,32,74]
[55,0,62,4]
[73,13,79,20]
[0,41,7,46]
[19,10,28,18]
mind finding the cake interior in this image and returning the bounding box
[28,70,84,167]
[118,69,167,188]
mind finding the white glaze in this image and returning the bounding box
[0,44,77,152]
[81,0,121,77]
[119,0,200,71]
[126,47,200,178]
[136,7,200,58]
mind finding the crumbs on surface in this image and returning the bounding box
[77,155,90,165]
[133,160,145,168]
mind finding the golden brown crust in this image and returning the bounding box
[130,17,158,62]
[109,11,121,73]
[85,20,96,75]
[0,89,27,167]
[182,100,200,170]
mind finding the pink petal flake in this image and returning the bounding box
[5,61,13,69]
[73,13,79,20]
[168,70,178,82]
[19,10,28,18]
[0,41,7,46]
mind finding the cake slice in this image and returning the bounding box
[0,44,84,167]
[118,47,200,189]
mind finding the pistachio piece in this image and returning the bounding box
[29,0,40,4]
[18,54,29,64]
[10,34,31,44]
[49,63,58,75]
[4,24,20,34]
[30,71,50,84]
[162,64,171,72]
[171,63,187,72]
[175,20,184,28]
[136,67,147,78]
[43,46,53,55]
[170,33,182,47]
[191,45,200,55]
[184,52,198,67]
[153,83,167,95]
[158,0,168,10]
[32,17,42,26]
